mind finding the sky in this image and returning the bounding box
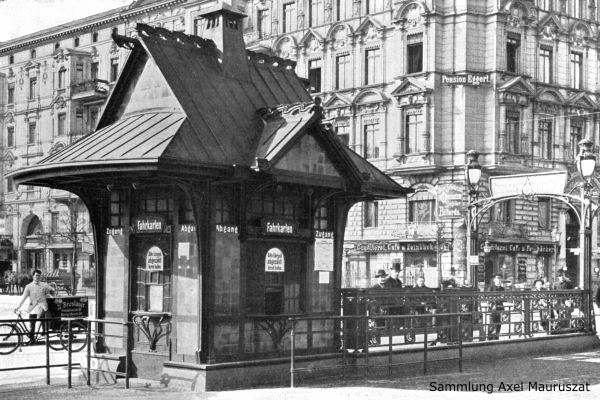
[0,0,133,42]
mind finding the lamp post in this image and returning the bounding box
[576,138,596,330]
[465,150,482,288]
[551,226,561,289]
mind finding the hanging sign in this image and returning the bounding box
[436,184,463,219]
[489,171,567,198]
[265,247,285,272]
[146,246,164,270]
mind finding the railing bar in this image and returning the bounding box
[45,319,50,385]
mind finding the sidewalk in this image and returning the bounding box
[1,349,600,400]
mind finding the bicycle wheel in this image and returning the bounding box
[58,321,88,352]
[0,323,21,355]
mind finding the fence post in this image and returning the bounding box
[363,315,369,381]
[125,322,131,389]
[458,315,463,373]
[387,316,392,378]
[86,320,91,386]
[290,319,295,388]
[423,317,428,375]
[45,319,50,385]
[67,319,72,389]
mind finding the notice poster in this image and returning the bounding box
[265,247,285,272]
[314,237,334,271]
[319,271,330,284]
[146,246,164,270]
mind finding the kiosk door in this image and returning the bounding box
[131,235,172,313]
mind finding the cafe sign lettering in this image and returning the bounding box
[265,247,285,272]
[480,242,554,254]
[146,246,164,270]
[133,216,165,233]
[355,241,439,253]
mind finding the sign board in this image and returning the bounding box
[441,73,491,86]
[146,246,164,270]
[262,219,297,235]
[437,184,463,219]
[489,171,567,198]
[49,296,89,318]
[132,215,166,233]
[314,231,334,271]
[483,242,555,254]
[354,241,438,253]
[265,247,285,272]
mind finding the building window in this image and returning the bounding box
[570,52,582,89]
[539,119,553,159]
[214,187,234,225]
[539,0,552,11]
[179,193,195,224]
[76,109,84,133]
[365,0,384,14]
[54,42,60,50]
[409,199,435,224]
[74,37,80,47]
[335,54,351,89]
[538,199,551,229]
[29,77,37,99]
[58,113,66,136]
[313,200,329,230]
[363,201,378,227]
[51,213,59,234]
[336,125,350,147]
[7,84,14,104]
[91,62,98,80]
[58,69,66,89]
[110,58,119,82]
[135,187,175,224]
[90,109,99,131]
[8,55,14,64]
[492,200,514,224]
[363,121,380,159]
[30,49,36,59]
[506,110,520,154]
[570,119,583,160]
[572,0,584,18]
[308,59,322,93]
[6,126,14,148]
[257,8,270,38]
[336,0,350,20]
[76,63,84,82]
[92,32,98,42]
[28,122,36,144]
[309,0,323,27]
[506,33,520,73]
[407,33,423,74]
[112,27,118,36]
[6,177,14,193]
[282,3,296,33]
[364,48,381,85]
[538,47,552,83]
[110,190,127,227]
[405,110,423,153]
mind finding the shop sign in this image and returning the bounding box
[262,219,297,235]
[265,247,285,272]
[441,73,491,86]
[133,216,165,233]
[315,231,334,272]
[146,246,164,270]
[315,230,333,239]
[436,184,463,219]
[481,242,554,254]
[354,241,438,253]
[489,171,567,198]
[106,227,124,236]
[216,224,238,234]
[52,296,89,318]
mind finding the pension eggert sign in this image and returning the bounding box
[265,247,285,272]
[441,73,491,86]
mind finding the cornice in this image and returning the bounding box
[0,0,186,55]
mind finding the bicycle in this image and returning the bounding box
[0,310,88,355]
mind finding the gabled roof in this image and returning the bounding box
[11,23,407,198]
[567,92,598,109]
[498,76,535,96]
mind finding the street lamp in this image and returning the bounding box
[576,138,596,331]
[465,150,482,288]
[551,226,561,288]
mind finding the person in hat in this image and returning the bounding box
[554,272,574,290]
[386,264,403,288]
[372,269,390,289]
[487,274,504,340]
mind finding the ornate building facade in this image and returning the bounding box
[243,0,600,290]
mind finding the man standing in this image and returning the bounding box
[487,274,504,340]
[14,270,55,343]
[372,269,390,289]
[387,265,403,288]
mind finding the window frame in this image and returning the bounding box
[363,201,379,228]
[6,126,14,148]
[363,120,380,159]
[308,58,322,93]
[538,47,552,84]
[407,33,423,74]
[29,77,37,100]
[505,109,520,154]
[27,121,37,145]
[506,33,520,73]
[335,53,351,90]
[364,47,381,85]
[408,199,436,224]
[570,51,582,89]
[539,118,553,159]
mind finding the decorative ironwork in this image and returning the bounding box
[252,316,291,351]
[132,312,171,351]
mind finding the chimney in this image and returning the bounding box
[196,1,249,81]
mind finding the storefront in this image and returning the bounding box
[10,8,407,387]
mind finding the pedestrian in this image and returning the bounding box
[386,264,403,288]
[14,269,55,344]
[372,269,390,289]
[487,274,504,340]
[414,276,428,289]
[531,279,549,331]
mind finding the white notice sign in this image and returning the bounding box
[314,238,334,271]
[319,271,330,284]
[146,246,164,270]
[265,248,285,272]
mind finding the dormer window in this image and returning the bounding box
[30,49,36,59]
[54,42,60,50]
[92,32,98,43]
[9,54,14,64]
[74,37,80,47]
